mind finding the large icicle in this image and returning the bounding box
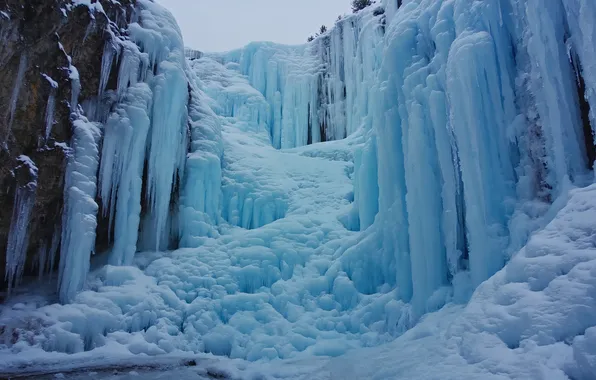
[4,52,28,146]
[93,0,192,261]
[100,83,152,266]
[5,156,37,290]
[59,118,101,303]
[129,0,189,251]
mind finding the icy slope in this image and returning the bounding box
[292,184,596,380]
[4,184,596,379]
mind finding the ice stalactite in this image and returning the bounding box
[37,225,61,280]
[93,0,191,262]
[98,40,117,100]
[127,0,189,252]
[100,83,152,266]
[5,156,38,290]
[41,74,59,143]
[3,52,28,147]
[59,118,101,302]
[350,129,379,231]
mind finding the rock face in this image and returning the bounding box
[0,0,134,291]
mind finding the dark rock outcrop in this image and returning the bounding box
[0,0,134,291]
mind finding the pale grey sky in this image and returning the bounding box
[156,0,352,52]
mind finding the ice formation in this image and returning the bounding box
[4,52,28,146]
[178,61,223,247]
[59,118,102,302]
[2,0,596,378]
[4,156,37,290]
[98,0,190,263]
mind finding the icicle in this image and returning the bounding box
[125,0,190,251]
[58,41,81,111]
[98,40,116,99]
[143,67,188,250]
[70,65,81,110]
[5,155,38,290]
[4,52,28,146]
[38,224,60,280]
[116,41,142,100]
[44,92,56,143]
[59,117,102,303]
[99,83,152,266]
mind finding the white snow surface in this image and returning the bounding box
[2,0,596,378]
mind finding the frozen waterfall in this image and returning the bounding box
[2,0,596,377]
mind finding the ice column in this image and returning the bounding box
[130,0,189,251]
[5,156,37,290]
[100,83,152,266]
[59,118,102,302]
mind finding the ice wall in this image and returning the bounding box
[178,61,223,248]
[212,43,319,149]
[92,0,193,264]
[346,0,596,317]
[189,57,290,231]
[210,7,386,150]
[55,0,198,299]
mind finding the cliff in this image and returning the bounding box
[0,0,134,292]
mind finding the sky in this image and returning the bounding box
[156,0,353,52]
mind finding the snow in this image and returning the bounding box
[6,183,596,378]
[3,0,596,378]
[69,0,105,15]
[42,74,59,89]
[58,42,81,109]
